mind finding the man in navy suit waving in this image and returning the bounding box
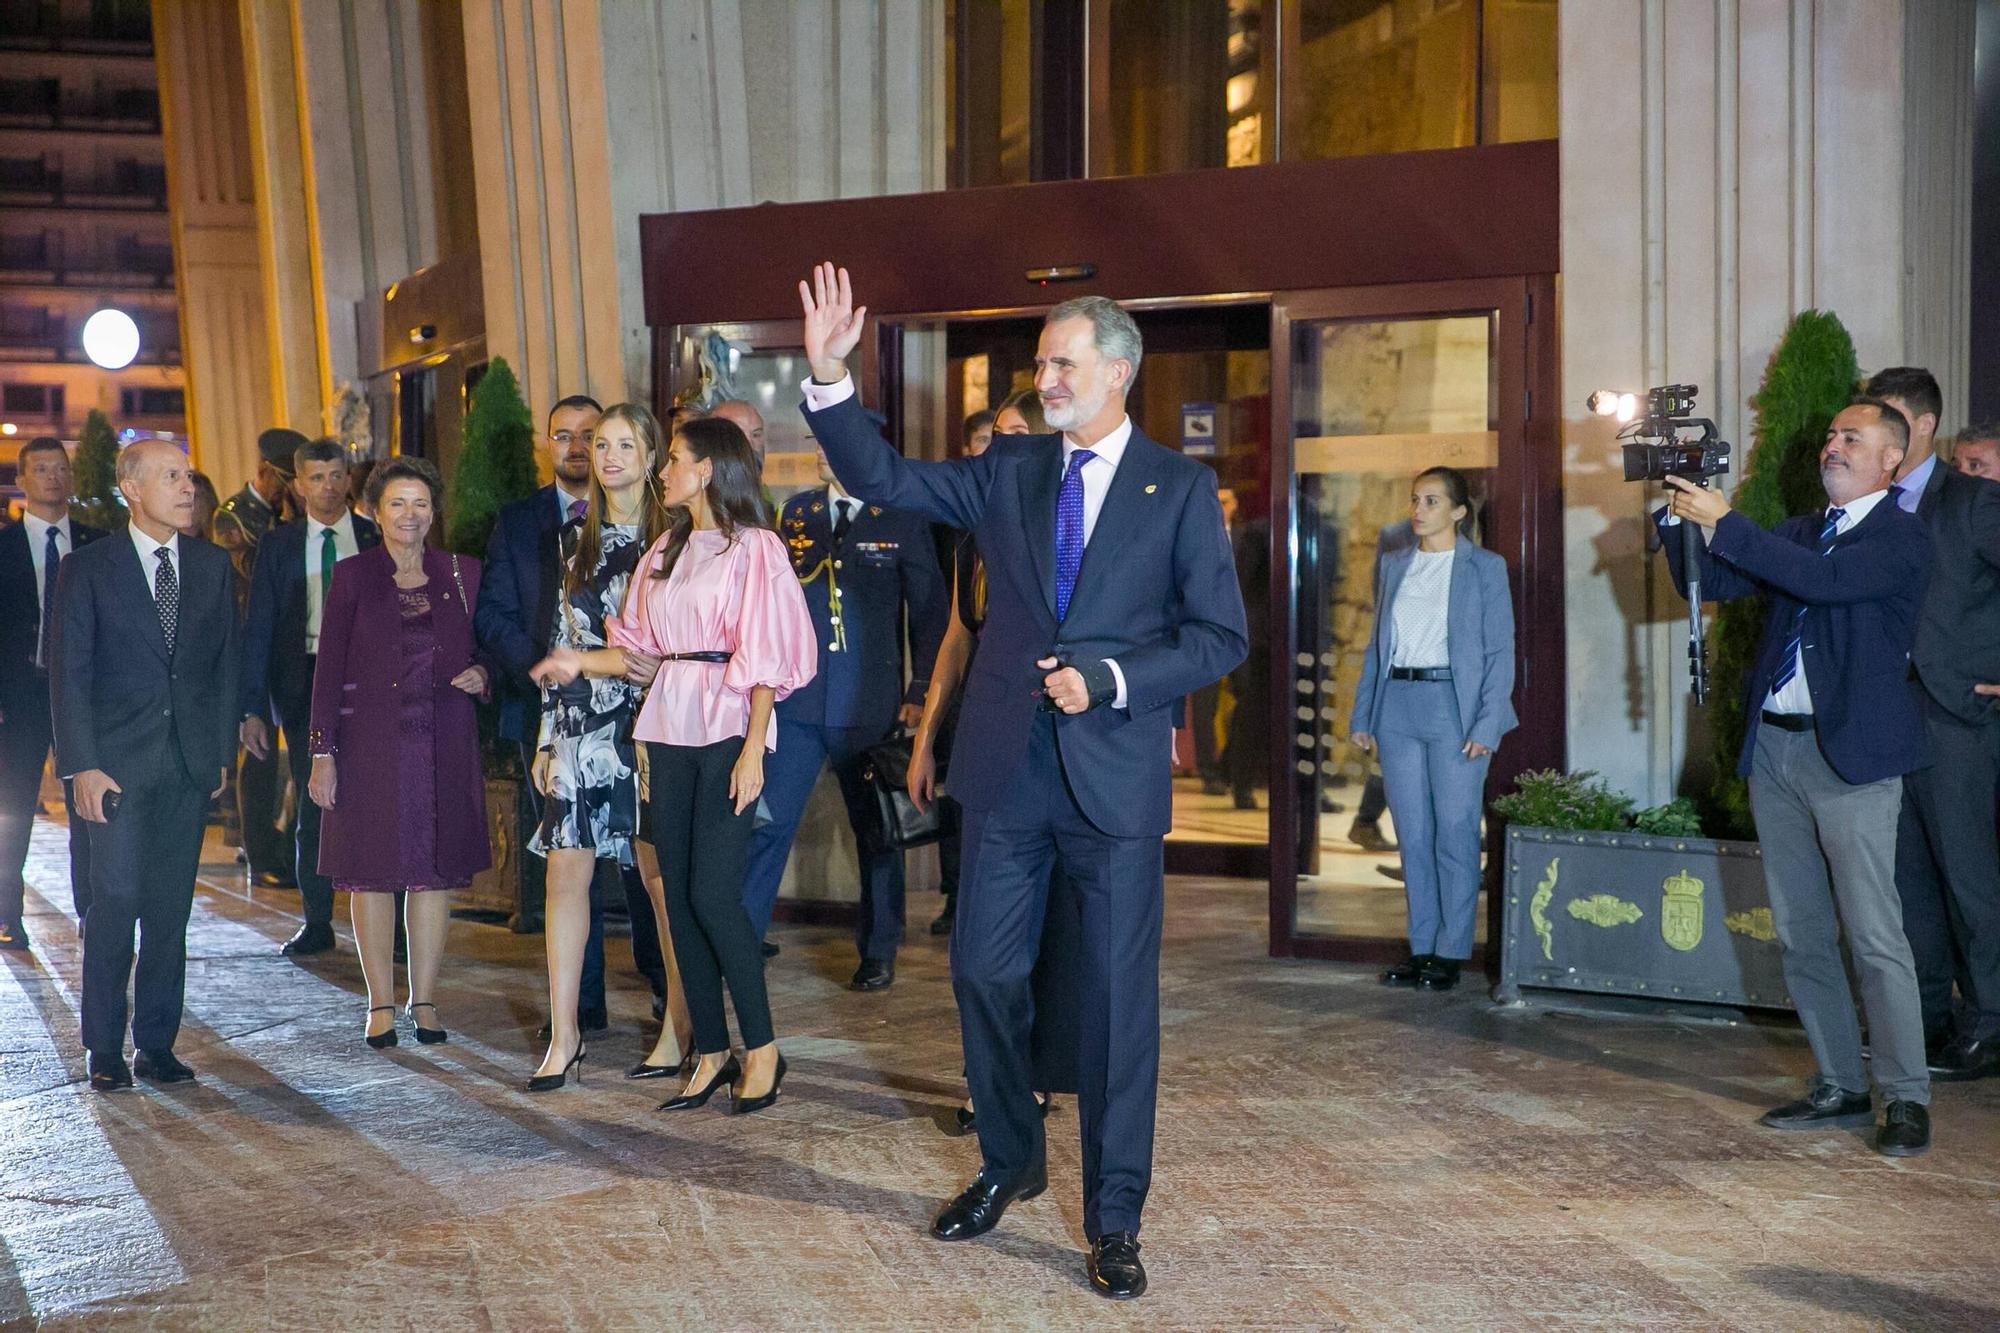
[800,264,1246,1299]
[1659,397,1934,1157]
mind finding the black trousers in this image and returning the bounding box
[80,772,209,1054]
[277,699,335,929]
[953,713,1163,1240]
[236,739,286,878]
[1224,652,1269,799]
[647,739,770,1053]
[1895,694,2000,1042]
[1189,680,1224,782]
[0,675,91,923]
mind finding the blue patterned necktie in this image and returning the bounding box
[38,524,59,669]
[1053,448,1096,621]
[1768,506,1845,695]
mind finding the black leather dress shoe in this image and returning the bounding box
[1416,957,1462,991]
[931,1163,1047,1241]
[0,920,29,951]
[536,1009,610,1042]
[1932,1034,2000,1082]
[1925,1027,1954,1070]
[761,940,780,959]
[1347,820,1398,853]
[134,1049,195,1084]
[850,959,895,991]
[1381,954,1431,987]
[280,923,336,957]
[88,1051,133,1092]
[254,870,297,890]
[1759,1083,1873,1130]
[930,903,955,936]
[1088,1232,1147,1300]
[1876,1100,1931,1156]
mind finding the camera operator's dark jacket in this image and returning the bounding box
[1656,495,1932,784]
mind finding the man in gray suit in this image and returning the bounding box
[1869,368,2000,1082]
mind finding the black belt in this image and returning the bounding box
[1389,667,1453,682]
[662,651,732,663]
[1760,709,1815,733]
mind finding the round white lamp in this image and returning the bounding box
[82,308,141,371]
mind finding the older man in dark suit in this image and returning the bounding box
[0,437,106,948]
[1659,397,1933,1156]
[801,265,1246,1299]
[53,439,237,1091]
[240,437,380,957]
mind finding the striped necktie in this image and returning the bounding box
[1768,506,1845,695]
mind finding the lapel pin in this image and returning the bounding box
[1144,484,1158,494]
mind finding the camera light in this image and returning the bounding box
[1588,390,1620,416]
[1616,393,1639,423]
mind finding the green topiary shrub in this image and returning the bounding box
[446,357,537,557]
[1491,769,1635,832]
[1701,310,1858,837]
[71,409,123,530]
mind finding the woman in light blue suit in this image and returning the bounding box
[1351,467,1517,991]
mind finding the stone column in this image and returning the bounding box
[1560,0,1976,805]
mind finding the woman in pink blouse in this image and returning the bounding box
[535,416,814,1114]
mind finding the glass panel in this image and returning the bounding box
[1289,313,1496,942]
[948,0,1037,187]
[1484,0,1558,142]
[1101,0,1268,176]
[1286,0,1480,160]
[667,332,860,507]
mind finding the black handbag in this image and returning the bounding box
[858,730,953,850]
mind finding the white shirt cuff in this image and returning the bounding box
[1105,658,1128,711]
[801,373,856,412]
[1656,504,1680,527]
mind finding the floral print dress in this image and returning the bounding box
[531,522,644,866]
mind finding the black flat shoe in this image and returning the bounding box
[280,923,335,957]
[930,1162,1047,1241]
[133,1048,195,1084]
[850,960,894,991]
[1347,821,1398,853]
[88,1050,133,1092]
[1416,956,1462,991]
[526,1041,586,1093]
[1759,1082,1873,1131]
[407,1001,447,1045]
[761,940,780,958]
[1932,1034,2000,1082]
[1381,954,1432,987]
[0,920,30,951]
[1088,1231,1147,1300]
[365,1005,399,1050]
[254,870,297,890]
[1876,1099,1931,1157]
[658,1054,739,1111]
[733,1052,788,1114]
[930,905,955,936]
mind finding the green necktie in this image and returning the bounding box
[320,526,337,606]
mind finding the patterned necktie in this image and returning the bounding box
[319,525,338,605]
[153,546,179,655]
[38,524,59,669]
[1053,448,1096,622]
[568,498,587,524]
[1769,506,1845,695]
[831,499,853,544]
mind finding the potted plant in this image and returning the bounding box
[441,357,540,921]
[72,409,123,529]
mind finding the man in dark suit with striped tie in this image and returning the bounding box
[0,437,106,948]
[1658,397,1934,1157]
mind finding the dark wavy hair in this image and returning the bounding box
[366,455,444,513]
[649,415,771,581]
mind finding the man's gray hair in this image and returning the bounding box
[1045,295,1143,379]
[115,438,173,483]
[1956,421,2000,449]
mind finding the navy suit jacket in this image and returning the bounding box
[239,512,380,725]
[1909,464,2000,725]
[1656,495,1932,784]
[1350,535,1518,751]
[474,485,568,743]
[777,487,947,731]
[52,532,239,790]
[803,391,1247,838]
[0,516,106,720]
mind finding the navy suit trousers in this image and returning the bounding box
[741,717,906,963]
[80,773,209,1054]
[953,711,1163,1240]
[0,673,92,923]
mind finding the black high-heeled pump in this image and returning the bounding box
[658,1053,739,1111]
[407,1001,448,1045]
[732,1052,788,1115]
[365,1006,398,1050]
[626,1045,696,1080]
[526,1041,586,1093]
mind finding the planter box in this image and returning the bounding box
[457,776,524,923]
[1495,826,1792,1012]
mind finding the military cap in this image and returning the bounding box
[257,427,309,475]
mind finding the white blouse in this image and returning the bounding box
[1389,547,1455,669]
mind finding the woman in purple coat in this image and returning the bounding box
[308,458,491,1049]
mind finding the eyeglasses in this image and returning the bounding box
[551,431,595,447]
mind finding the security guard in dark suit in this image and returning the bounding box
[740,447,947,989]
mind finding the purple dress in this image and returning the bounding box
[337,586,454,893]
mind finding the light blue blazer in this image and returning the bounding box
[1349,534,1519,751]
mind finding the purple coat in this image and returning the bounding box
[309,545,491,885]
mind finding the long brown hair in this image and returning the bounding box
[566,402,670,602]
[649,416,772,581]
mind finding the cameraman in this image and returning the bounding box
[1657,397,1934,1157]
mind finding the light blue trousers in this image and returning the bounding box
[1376,678,1490,959]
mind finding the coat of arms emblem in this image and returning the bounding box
[1660,868,1705,952]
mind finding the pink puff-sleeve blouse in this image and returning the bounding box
[609,526,817,749]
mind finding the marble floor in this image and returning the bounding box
[4,817,2000,1331]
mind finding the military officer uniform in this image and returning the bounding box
[740,486,947,983]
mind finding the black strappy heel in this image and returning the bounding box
[406,1001,447,1044]
[365,1006,398,1049]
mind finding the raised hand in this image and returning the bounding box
[798,262,867,384]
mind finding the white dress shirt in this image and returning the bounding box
[23,511,70,666]
[128,523,180,598]
[304,511,360,652]
[1389,547,1455,668]
[1765,486,1892,714]
[803,372,1133,708]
